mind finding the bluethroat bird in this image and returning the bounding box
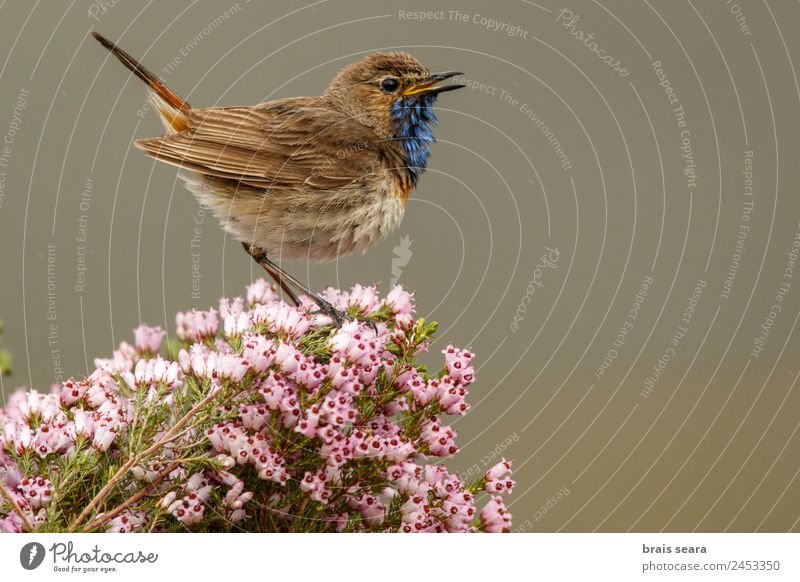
[92,32,464,324]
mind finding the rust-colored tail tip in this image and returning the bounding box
[91,31,113,48]
[90,30,191,115]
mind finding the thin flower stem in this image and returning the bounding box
[156,414,211,448]
[68,385,224,532]
[292,497,310,530]
[140,386,223,458]
[0,480,34,532]
[81,460,180,532]
[67,456,137,532]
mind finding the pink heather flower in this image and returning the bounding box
[175,308,219,342]
[207,423,248,460]
[105,510,147,533]
[411,340,430,357]
[357,363,379,386]
[133,325,166,355]
[300,470,331,504]
[241,334,276,373]
[215,354,250,382]
[256,452,289,485]
[328,357,363,394]
[383,437,414,462]
[131,357,181,389]
[0,513,25,533]
[204,424,228,453]
[3,423,34,455]
[349,493,385,525]
[443,344,475,386]
[72,409,94,439]
[383,397,408,416]
[223,478,253,523]
[221,475,253,513]
[91,410,126,452]
[435,377,469,416]
[178,347,249,383]
[346,284,381,314]
[18,476,53,509]
[387,462,420,489]
[443,492,476,532]
[385,286,415,327]
[0,459,22,489]
[177,344,212,376]
[85,384,116,411]
[486,477,515,495]
[319,391,357,427]
[247,278,280,306]
[239,404,270,431]
[33,423,72,458]
[320,285,383,319]
[400,493,431,530]
[7,389,46,422]
[160,491,177,509]
[328,321,383,367]
[60,379,89,407]
[165,473,214,526]
[131,465,157,483]
[94,341,137,375]
[420,418,458,457]
[411,378,439,407]
[219,297,245,319]
[185,473,213,498]
[252,302,313,339]
[275,387,301,430]
[484,459,515,495]
[223,311,251,338]
[480,497,512,533]
[220,297,249,338]
[486,458,513,481]
[87,369,119,398]
[424,465,448,486]
[319,287,347,311]
[325,513,350,532]
[294,405,321,438]
[92,424,117,452]
[168,497,206,525]
[392,368,421,393]
[258,373,287,409]
[273,342,303,374]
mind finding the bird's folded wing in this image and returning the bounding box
[135,98,383,191]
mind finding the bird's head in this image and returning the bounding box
[325,52,464,184]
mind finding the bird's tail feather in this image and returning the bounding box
[92,31,190,134]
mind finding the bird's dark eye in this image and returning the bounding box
[381,78,399,93]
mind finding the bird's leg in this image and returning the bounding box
[241,242,345,326]
[241,242,301,307]
[264,264,302,307]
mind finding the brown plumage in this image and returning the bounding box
[92,32,464,323]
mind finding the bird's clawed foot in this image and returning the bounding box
[242,242,377,332]
[309,298,378,332]
[309,297,344,327]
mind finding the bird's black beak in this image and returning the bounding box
[404,71,465,97]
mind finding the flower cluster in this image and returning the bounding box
[0,281,512,532]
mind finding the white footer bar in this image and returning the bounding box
[2,533,797,581]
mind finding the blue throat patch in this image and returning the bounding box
[391,94,438,185]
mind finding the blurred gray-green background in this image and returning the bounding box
[1,0,799,532]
